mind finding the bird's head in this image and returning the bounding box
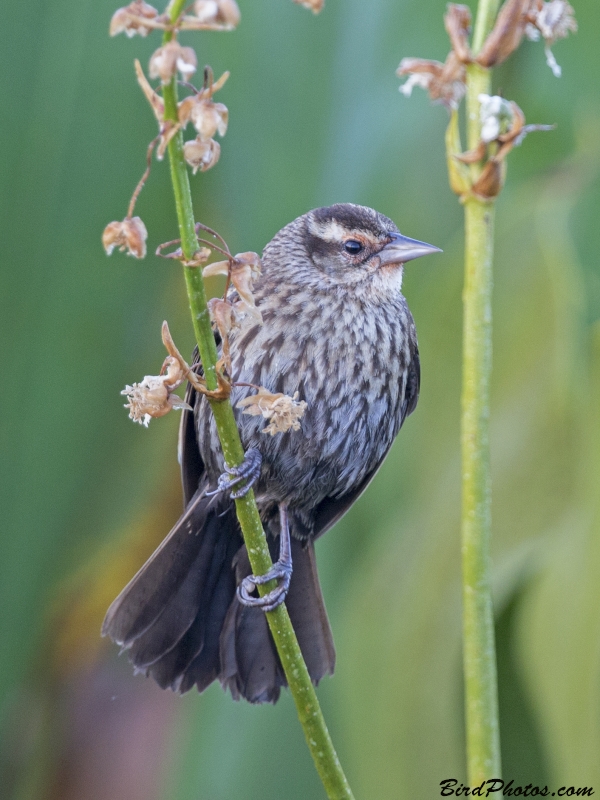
[300,203,441,287]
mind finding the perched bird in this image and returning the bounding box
[103,203,440,703]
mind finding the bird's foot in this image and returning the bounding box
[238,505,292,612]
[208,448,262,500]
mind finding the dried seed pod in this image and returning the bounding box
[444,4,473,63]
[398,52,466,109]
[192,0,241,27]
[149,41,197,85]
[110,0,159,37]
[179,96,228,140]
[476,0,535,68]
[102,216,148,258]
[183,136,221,173]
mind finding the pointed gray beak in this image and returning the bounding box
[378,232,442,266]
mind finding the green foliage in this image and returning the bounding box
[1,0,598,798]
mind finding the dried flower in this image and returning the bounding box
[121,357,191,427]
[183,136,221,173]
[149,40,197,85]
[397,52,466,109]
[207,297,238,369]
[102,216,148,258]
[110,0,160,37]
[208,297,236,338]
[476,0,535,68]
[195,0,241,26]
[292,0,324,13]
[444,4,472,64]
[458,98,554,198]
[237,388,308,436]
[179,97,229,140]
[204,252,263,324]
[525,0,577,77]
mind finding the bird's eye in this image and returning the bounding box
[344,239,363,255]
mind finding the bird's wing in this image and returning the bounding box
[311,343,420,540]
[178,346,205,506]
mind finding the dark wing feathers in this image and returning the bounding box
[102,488,212,646]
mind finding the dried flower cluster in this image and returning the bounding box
[398,0,573,200]
[108,2,308,440]
[122,356,191,426]
[524,0,577,76]
[453,96,555,198]
[110,0,164,37]
[104,0,236,261]
[204,251,263,327]
[121,315,307,437]
[398,0,576,111]
[134,58,230,170]
[238,388,308,436]
[110,0,240,37]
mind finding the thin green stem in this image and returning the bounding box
[458,1,502,785]
[461,195,501,784]
[159,10,354,799]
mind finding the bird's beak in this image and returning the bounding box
[378,232,442,266]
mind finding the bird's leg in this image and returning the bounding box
[238,504,292,612]
[207,447,262,500]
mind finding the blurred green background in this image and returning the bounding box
[1,0,599,798]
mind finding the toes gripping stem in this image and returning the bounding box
[208,447,262,500]
[238,505,292,613]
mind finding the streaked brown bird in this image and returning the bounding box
[103,203,440,703]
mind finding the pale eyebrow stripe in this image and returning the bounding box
[307,218,380,245]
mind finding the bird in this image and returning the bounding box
[102,203,440,703]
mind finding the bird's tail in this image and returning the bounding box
[102,489,335,703]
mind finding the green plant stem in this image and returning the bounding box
[458,0,502,785]
[158,7,355,798]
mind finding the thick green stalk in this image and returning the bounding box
[459,0,502,784]
[159,6,355,798]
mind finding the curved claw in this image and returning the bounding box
[207,448,262,499]
[238,565,292,612]
[237,504,293,613]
